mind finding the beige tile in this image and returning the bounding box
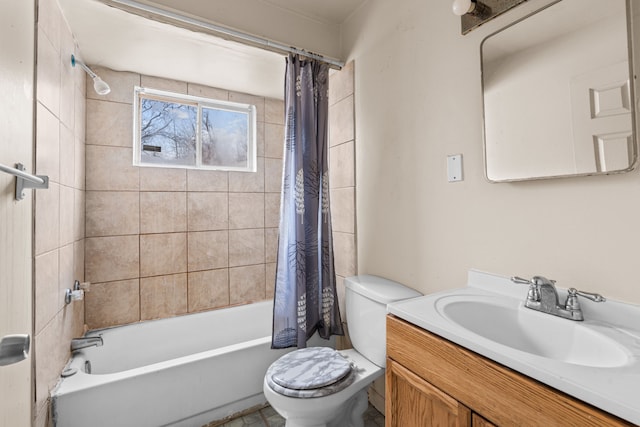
[141,75,187,93]
[329,61,354,106]
[74,188,85,241]
[85,191,139,237]
[85,279,140,329]
[256,121,265,158]
[140,167,187,191]
[265,192,281,228]
[59,42,76,131]
[265,123,285,159]
[36,31,60,117]
[329,95,354,147]
[58,243,75,310]
[86,145,139,191]
[140,192,187,234]
[187,193,228,231]
[59,185,75,246]
[230,265,266,305]
[229,157,264,192]
[140,233,187,277]
[38,0,62,52]
[187,269,229,312]
[59,124,75,187]
[74,136,85,189]
[264,157,283,193]
[187,83,228,100]
[73,240,85,282]
[188,230,228,272]
[187,169,228,192]
[229,193,264,229]
[265,98,284,125]
[335,275,346,321]
[265,262,277,299]
[34,250,59,335]
[333,232,357,278]
[86,99,133,147]
[140,273,187,320]
[74,85,86,144]
[330,188,355,234]
[265,228,278,263]
[34,312,66,410]
[329,141,355,189]
[87,67,140,103]
[229,229,265,267]
[85,235,139,283]
[229,91,264,123]
[35,182,59,256]
[36,103,60,183]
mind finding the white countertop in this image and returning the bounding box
[387,270,640,425]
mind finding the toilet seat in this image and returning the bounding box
[266,347,356,398]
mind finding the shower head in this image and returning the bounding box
[71,54,111,95]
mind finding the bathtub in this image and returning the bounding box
[51,301,333,427]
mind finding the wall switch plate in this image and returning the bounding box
[447,154,463,182]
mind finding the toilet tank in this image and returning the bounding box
[344,275,422,368]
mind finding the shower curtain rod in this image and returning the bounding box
[99,0,345,70]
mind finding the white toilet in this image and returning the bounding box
[263,275,422,427]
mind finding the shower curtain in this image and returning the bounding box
[271,54,344,349]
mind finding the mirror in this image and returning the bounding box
[481,0,636,182]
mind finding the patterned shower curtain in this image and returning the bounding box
[271,54,344,349]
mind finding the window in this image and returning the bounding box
[133,87,257,172]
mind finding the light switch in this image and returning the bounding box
[447,154,463,182]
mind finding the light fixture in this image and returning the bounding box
[452,0,491,17]
[454,0,525,35]
[71,54,111,95]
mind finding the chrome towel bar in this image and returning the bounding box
[0,162,49,201]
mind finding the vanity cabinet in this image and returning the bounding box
[386,315,632,427]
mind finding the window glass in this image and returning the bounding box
[134,87,256,172]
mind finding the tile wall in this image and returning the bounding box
[33,0,87,425]
[83,70,285,328]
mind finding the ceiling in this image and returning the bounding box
[58,0,366,99]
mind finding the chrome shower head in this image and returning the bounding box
[71,54,111,95]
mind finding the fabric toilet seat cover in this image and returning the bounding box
[266,347,356,398]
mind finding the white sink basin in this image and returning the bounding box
[437,296,630,368]
[387,270,640,425]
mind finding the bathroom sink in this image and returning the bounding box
[436,296,630,368]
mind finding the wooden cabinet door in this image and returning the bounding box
[386,358,471,427]
[472,414,497,427]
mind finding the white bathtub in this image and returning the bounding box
[51,301,333,427]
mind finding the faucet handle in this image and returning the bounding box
[511,276,533,285]
[511,276,543,302]
[567,288,606,303]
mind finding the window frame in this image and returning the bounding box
[133,86,257,172]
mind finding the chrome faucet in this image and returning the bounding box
[70,336,103,352]
[511,275,605,321]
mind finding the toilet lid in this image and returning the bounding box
[266,347,356,398]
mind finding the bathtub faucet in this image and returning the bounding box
[70,336,103,352]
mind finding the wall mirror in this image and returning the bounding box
[481,0,636,182]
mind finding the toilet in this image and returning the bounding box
[263,275,422,427]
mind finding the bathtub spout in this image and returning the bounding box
[70,336,103,352]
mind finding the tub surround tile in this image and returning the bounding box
[188,192,229,231]
[73,188,85,241]
[58,44,76,131]
[141,167,187,192]
[141,75,187,94]
[85,279,140,329]
[140,192,187,234]
[74,135,85,190]
[264,158,283,193]
[187,83,228,100]
[229,193,265,229]
[265,228,278,263]
[229,91,264,123]
[329,95,354,147]
[187,169,228,192]
[229,229,265,267]
[38,0,62,53]
[36,30,61,118]
[59,185,75,246]
[188,269,229,312]
[86,99,133,147]
[333,232,356,278]
[329,141,355,189]
[59,124,75,187]
[140,233,187,277]
[330,188,355,234]
[229,157,265,193]
[265,123,285,159]
[73,240,85,282]
[86,145,139,191]
[265,98,285,125]
[35,250,59,335]
[264,193,281,229]
[140,273,188,320]
[58,244,75,311]
[85,235,139,283]
[266,262,276,299]
[35,182,60,256]
[187,231,229,272]
[85,191,139,237]
[256,121,265,158]
[230,265,266,305]
[36,103,60,183]
[329,61,355,106]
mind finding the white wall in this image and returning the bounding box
[343,0,640,305]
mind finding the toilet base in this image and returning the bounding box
[280,388,368,427]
